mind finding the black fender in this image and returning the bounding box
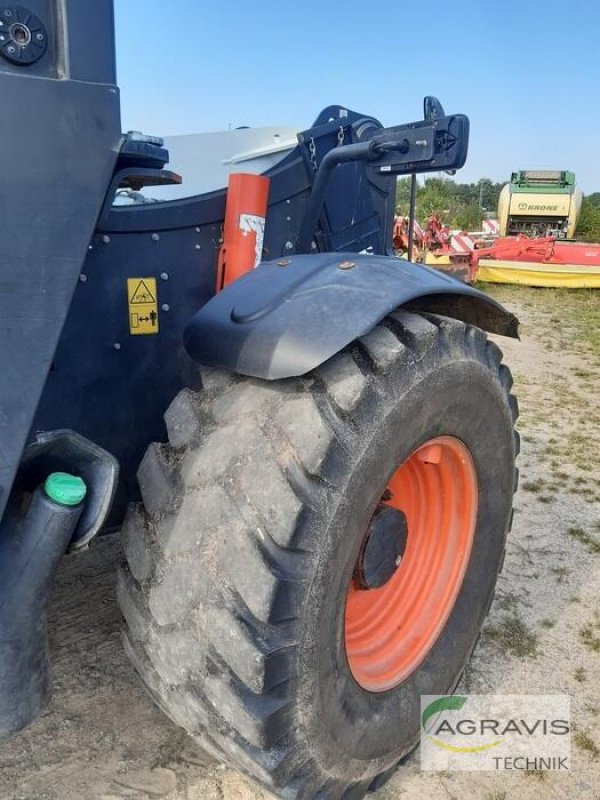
[184,253,518,380]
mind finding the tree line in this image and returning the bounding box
[396,177,600,241]
[578,193,600,241]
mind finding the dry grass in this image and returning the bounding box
[551,566,569,584]
[524,769,546,781]
[580,614,600,652]
[574,730,600,760]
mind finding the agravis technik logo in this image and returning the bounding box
[420,694,570,772]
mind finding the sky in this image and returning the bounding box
[115,1,600,193]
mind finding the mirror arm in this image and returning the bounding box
[296,141,378,253]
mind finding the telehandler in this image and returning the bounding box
[0,2,519,797]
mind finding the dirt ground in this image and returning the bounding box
[1,286,599,800]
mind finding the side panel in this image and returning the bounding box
[184,253,519,380]
[30,223,214,526]
[0,0,121,522]
[31,147,314,525]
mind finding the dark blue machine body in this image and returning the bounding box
[30,107,388,523]
[28,104,516,526]
[0,0,518,739]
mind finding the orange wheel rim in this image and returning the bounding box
[344,436,478,692]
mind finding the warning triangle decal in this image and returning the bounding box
[130,280,156,304]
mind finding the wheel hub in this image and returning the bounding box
[354,505,408,590]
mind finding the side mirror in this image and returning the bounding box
[424,97,456,174]
[368,111,469,177]
[423,96,445,121]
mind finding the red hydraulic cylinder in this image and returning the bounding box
[216,173,270,291]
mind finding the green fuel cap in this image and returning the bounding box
[44,472,87,506]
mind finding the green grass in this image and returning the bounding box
[568,292,600,355]
[568,526,600,554]
[484,614,538,658]
[496,592,520,613]
[574,667,587,682]
[522,479,544,493]
[573,368,595,379]
[483,285,600,362]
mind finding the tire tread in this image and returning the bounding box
[119,312,519,798]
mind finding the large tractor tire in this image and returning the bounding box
[118,311,518,798]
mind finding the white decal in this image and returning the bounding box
[239,213,266,268]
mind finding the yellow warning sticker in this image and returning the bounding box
[127,278,159,335]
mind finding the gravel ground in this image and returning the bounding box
[1,286,599,800]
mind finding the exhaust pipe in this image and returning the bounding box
[0,473,86,736]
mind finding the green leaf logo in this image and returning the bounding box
[422,696,505,754]
[422,695,467,731]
